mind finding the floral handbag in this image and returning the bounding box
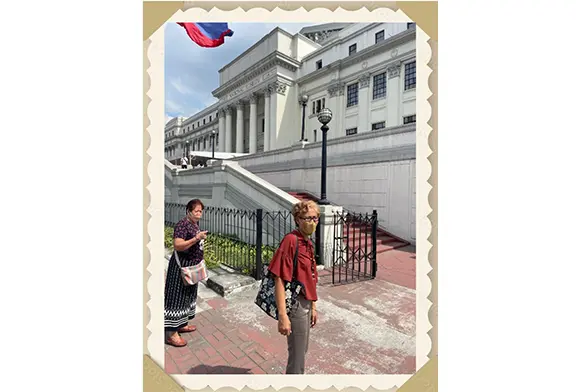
[254,235,303,320]
[174,250,208,286]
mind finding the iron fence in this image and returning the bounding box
[331,209,378,284]
[165,203,296,279]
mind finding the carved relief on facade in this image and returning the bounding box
[358,73,371,89]
[387,61,402,79]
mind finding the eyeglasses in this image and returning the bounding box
[300,216,319,222]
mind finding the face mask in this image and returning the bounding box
[300,221,317,235]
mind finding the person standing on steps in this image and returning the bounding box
[180,156,188,169]
[268,200,320,374]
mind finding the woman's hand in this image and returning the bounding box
[311,309,318,328]
[196,231,208,240]
[278,314,291,336]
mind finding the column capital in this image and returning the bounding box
[224,106,233,114]
[387,61,402,79]
[269,81,287,95]
[218,108,226,117]
[328,82,345,97]
[249,93,258,104]
[358,72,371,89]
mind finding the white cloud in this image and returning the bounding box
[170,77,192,95]
[165,22,318,119]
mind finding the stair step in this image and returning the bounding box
[341,235,398,246]
[345,241,408,253]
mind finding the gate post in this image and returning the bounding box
[255,209,263,280]
[318,204,343,268]
[371,209,378,277]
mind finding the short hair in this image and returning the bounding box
[292,200,320,226]
[186,199,204,213]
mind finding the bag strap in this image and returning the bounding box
[174,249,182,268]
[291,234,299,280]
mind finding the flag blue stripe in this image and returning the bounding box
[195,23,233,40]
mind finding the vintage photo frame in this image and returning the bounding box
[143,1,437,391]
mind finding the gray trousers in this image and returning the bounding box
[286,295,312,374]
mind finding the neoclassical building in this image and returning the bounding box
[165,22,416,164]
[165,22,417,242]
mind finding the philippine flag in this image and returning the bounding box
[177,23,234,48]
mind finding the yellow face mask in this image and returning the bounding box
[300,220,317,236]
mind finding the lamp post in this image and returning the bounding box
[185,140,189,164]
[210,129,216,159]
[316,107,332,205]
[299,94,309,141]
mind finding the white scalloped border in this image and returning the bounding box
[145,5,434,391]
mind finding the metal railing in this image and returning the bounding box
[165,203,296,280]
[331,209,378,284]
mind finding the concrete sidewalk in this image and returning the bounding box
[164,246,416,375]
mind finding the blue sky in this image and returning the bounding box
[164,22,316,123]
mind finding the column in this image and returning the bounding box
[328,82,341,137]
[235,101,244,153]
[386,61,402,127]
[225,106,233,152]
[218,109,225,153]
[358,72,371,133]
[264,88,271,152]
[249,94,258,154]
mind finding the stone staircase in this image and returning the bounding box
[287,190,410,252]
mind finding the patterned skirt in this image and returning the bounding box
[164,253,199,331]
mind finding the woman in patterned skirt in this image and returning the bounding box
[164,199,208,347]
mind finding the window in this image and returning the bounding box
[216,112,218,118]
[375,30,385,44]
[203,138,207,149]
[314,129,317,142]
[404,61,416,90]
[209,115,212,122]
[347,83,359,107]
[312,98,325,114]
[346,127,358,136]
[403,115,416,124]
[203,119,206,125]
[407,22,415,29]
[316,60,323,70]
[373,72,387,99]
[349,44,357,56]
[192,124,195,129]
[216,133,219,145]
[372,121,386,131]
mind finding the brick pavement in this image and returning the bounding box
[165,245,416,375]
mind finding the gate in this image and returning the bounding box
[331,209,378,284]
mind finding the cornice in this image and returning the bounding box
[300,23,381,61]
[212,51,301,98]
[296,28,416,86]
[302,50,416,98]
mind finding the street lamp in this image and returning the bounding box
[185,140,189,163]
[317,107,332,205]
[299,94,309,141]
[210,129,216,159]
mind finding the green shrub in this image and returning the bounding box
[164,226,279,276]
